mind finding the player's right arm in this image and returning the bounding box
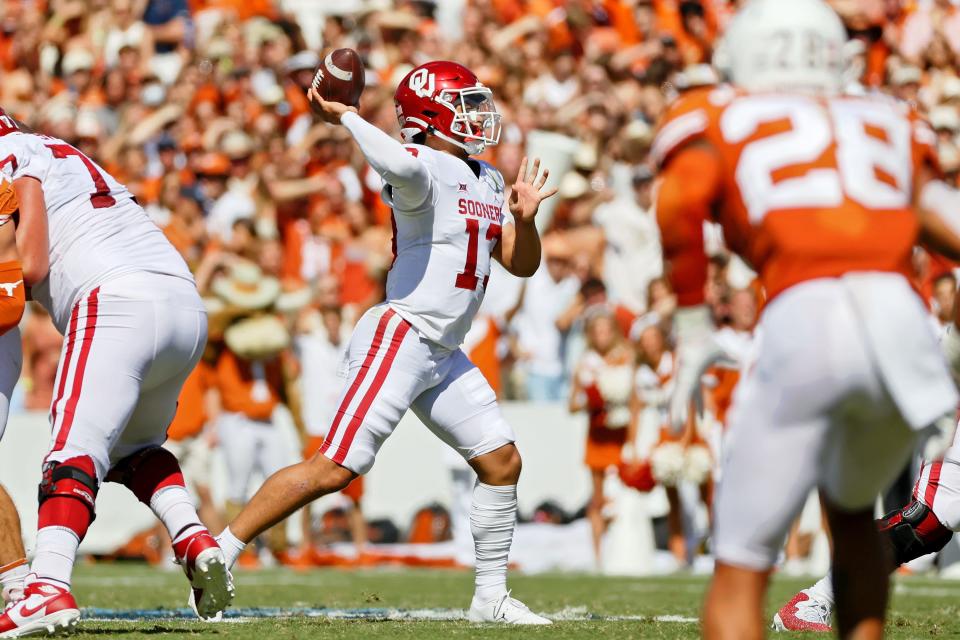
[11,176,49,285]
[307,88,432,211]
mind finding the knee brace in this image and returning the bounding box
[877,500,953,567]
[106,446,184,504]
[38,457,98,521]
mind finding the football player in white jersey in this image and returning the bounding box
[213,61,556,625]
[0,113,233,638]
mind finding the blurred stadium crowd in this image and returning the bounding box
[5,0,960,571]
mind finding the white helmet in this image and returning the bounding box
[714,0,847,95]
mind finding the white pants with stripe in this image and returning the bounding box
[914,425,960,531]
[319,304,515,475]
[0,328,20,441]
[44,272,207,481]
[714,276,956,571]
[218,412,292,503]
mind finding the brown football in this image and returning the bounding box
[312,48,365,107]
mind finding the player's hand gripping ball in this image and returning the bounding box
[312,49,365,107]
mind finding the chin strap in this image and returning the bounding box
[429,127,486,155]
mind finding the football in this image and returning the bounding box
[312,48,365,107]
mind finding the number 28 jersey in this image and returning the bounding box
[383,145,506,351]
[653,86,938,301]
[0,130,194,331]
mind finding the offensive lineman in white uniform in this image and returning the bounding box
[0,113,233,637]
[213,61,556,624]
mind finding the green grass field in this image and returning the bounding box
[62,563,960,638]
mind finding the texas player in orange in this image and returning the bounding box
[655,1,960,639]
[0,179,30,609]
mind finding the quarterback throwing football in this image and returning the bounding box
[214,61,556,624]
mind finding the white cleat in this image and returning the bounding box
[174,531,235,620]
[772,588,832,633]
[468,591,552,625]
[0,582,80,638]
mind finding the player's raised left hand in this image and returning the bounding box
[509,157,557,224]
[307,86,358,125]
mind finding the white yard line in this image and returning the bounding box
[81,606,698,624]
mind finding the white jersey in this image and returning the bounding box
[0,129,194,331]
[382,144,506,349]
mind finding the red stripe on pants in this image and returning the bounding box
[924,461,943,510]
[321,309,395,457]
[51,288,101,453]
[333,318,411,465]
[50,300,82,429]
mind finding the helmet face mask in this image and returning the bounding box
[395,61,501,155]
[442,87,502,153]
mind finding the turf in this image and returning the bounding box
[62,562,960,638]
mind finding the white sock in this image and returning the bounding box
[215,527,247,569]
[0,560,27,601]
[30,527,79,589]
[150,486,205,544]
[807,571,835,606]
[470,482,517,603]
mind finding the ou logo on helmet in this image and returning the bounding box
[409,68,436,99]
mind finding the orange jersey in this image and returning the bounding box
[215,349,285,421]
[654,86,938,305]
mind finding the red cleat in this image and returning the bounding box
[772,589,832,632]
[173,530,235,620]
[0,581,80,638]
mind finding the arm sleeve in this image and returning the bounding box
[655,144,723,307]
[340,111,432,211]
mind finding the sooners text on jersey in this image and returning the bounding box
[382,144,506,350]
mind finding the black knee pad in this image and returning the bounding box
[105,446,183,504]
[38,458,99,519]
[877,500,953,567]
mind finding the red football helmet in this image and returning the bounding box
[0,108,19,136]
[394,61,501,155]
